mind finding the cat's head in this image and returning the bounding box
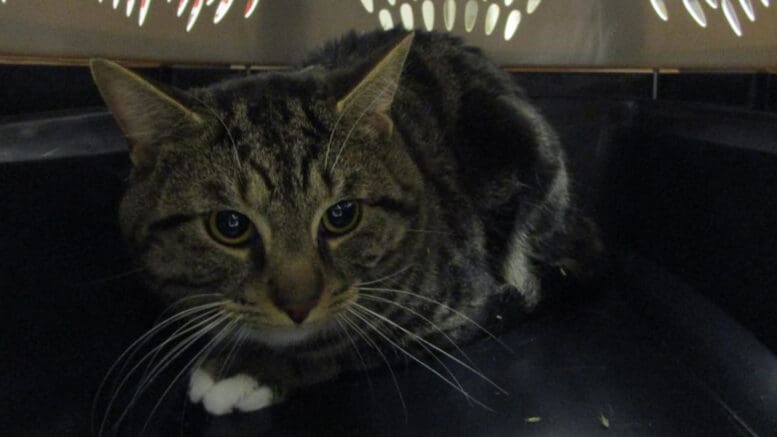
[92,33,424,347]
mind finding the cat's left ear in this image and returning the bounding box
[90,59,204,169]
[336,31,414,137]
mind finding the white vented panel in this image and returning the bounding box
[0,0,776,69]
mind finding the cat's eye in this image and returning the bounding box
[321,200,361,236]
[207,210,255,246]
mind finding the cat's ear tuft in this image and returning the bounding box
[89,59,203,169]
[336,31,414,137]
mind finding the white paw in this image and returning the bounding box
[188,368,276,415]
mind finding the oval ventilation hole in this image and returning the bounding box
[422,0,435,30]
[400,3,414,30]
[114,0,121,11]
[186,0,204,32]
[244,0,260,18]
[177,0,189,17]
[526,0,542,14]
[379,8,395,30]
[126,0,136,17]
[214,0,234,24]
[650,0,669,21]
[721,0,743,35]
[361,0,374,13]
[484,4,501,35]
[760,0,770,7]
[388,0,396,6]
[504,9,521,41]
[139,0,151,26]
[705,0,720,8]
[683,0,708,27]
[465,0,479,32]
[738,0,756,21]
[504,0,514,6]
[444,0,457,30]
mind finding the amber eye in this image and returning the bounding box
[207,211,255,246]
[321,200,361,236]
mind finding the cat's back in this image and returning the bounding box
[307,30,555,201]
[304,29,520,101]
[304,29,475,69]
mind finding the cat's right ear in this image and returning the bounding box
[89,59,203,169]
[335,32,414,138]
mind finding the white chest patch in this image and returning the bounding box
[502,232,541,308]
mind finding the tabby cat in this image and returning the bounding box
[91,29,597,419]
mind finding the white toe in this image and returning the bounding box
[201,374,258,416]
[236,385,274,412]
[188,368,214,403]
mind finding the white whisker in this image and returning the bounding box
[340,313,408,420]
[357,292,475,366]
[91,301,223,435]
[138,300,225,384]
[323,101,352,170]
[352,303,470,405]
[77,266,146,286]
[139,316,242,436]
[100,310,227,436]
[334,315,376,399]
[405,228,455,236]
[359,286,514,353]
[356,264,416,287]
[347,307,493,411]
[217,326,249,379]
[330,78,395,172]
[135,308,224,395]
[352,302,507,395]
[190,94,243,172]
[157,294,224,319]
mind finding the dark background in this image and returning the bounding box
[1,66,775,436]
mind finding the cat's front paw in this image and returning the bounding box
[188,368,278,415]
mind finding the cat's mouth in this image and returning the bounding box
[241,319,338,348]
[219,290,358,348]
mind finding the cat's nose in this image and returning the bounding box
[275,299,318,324]
[267,256,323,324]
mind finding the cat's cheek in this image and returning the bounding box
[332,225,402,271]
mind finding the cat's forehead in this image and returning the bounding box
[208,68,332,113]
[194,80,335,209]
[205,76,334,155]
[178,69,383,211]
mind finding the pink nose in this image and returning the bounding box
[284,307,311,324]
[276,300,317,324]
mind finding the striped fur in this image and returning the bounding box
[93,29,596,412]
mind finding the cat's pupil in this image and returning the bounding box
[328,202,353,227]
[217,211,248,238]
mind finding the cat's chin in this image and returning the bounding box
[243,319,337,349]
